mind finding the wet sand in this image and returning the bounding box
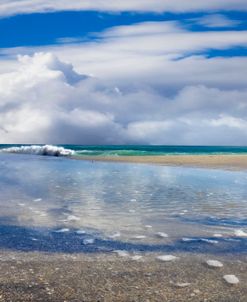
[0,251,246,302]
[73,154,247,170]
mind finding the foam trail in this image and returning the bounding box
[1,145,74,157]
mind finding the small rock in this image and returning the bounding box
[113,250,129,257]
[33,198,42,202]
[83,238,95,245]
[223,275,239,285]
[156,232,168,238]
[131,255,143,261]
[109,232,121,239]
[76,229,86,235]
[234,229,247,237]
[67,215,80,221]
[206,260,223,268]
[54,228,69,233]
[171,282,191,288]
[156,255,178,262]
[132,235,146,239]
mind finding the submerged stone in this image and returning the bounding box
[156,255,178,262]
[223,275,239,285]
[206,260,223,268]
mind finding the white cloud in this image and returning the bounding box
[195,14,241,28]
[1,21,247,89]
[0,52,247,145]
[1,21,247,145]
[1,0,247,17]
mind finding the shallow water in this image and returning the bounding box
[0,153,247,255]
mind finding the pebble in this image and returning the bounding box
[109,232,121,239]
[33,198,42,202]
[201,239,218,244]
[54,228,69,233]
[131,255,143,261]
[182,237,195,242]
[156,232,168,238]
[132,235,146,239]
[76,229,86,235]
[171,282,191,288]
[113,250,129,257]
[234,229,247,237]
[156,255,178,262]
[83,238,95,245]
[67,215,80,221]
[223,275,239,285]
[129,210,136,213]
[206,260,223,268]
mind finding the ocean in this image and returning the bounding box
[1,144,247,157]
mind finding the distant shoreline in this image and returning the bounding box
[72,154,247,170]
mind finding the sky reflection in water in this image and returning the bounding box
[0,153,247,253]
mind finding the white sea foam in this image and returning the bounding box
[1,145,74,157]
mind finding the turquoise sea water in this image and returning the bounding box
[1,144,247,157]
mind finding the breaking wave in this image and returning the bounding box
[1,145,75,157]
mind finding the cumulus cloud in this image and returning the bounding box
[0,51,247,145]
[1,0,247,17]
[1,21,247,145]
[2,21,247,88]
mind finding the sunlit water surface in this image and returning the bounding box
[0,153,247,254]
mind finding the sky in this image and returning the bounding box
[0,1,247,145]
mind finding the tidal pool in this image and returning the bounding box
[0,153,246,254]
[0,153,247,301]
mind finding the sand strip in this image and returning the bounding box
[72,154,247,170]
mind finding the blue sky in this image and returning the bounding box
[1,10,247,50]
[0,1,247,145]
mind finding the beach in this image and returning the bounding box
[0,251,246,302]
[0,150,247,301]
[74,154,247,170]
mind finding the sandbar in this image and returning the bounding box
[73,154,247,170]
